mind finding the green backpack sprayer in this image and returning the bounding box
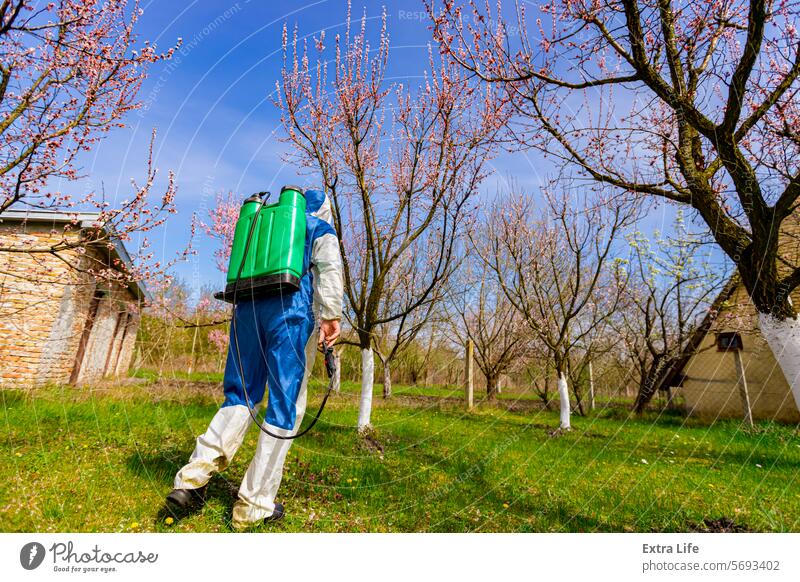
[216,186,307,302]
[215,185,336,440]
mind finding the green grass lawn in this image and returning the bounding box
[1,377,798,533]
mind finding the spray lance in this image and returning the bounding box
[214,186,336,440]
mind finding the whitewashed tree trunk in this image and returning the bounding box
[332,350,341,393]
[357,347,374,431]
[383,359,392,398]
[557,372,571,430]
[758,312,800,410]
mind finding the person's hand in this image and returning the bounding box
[319,319,341,349]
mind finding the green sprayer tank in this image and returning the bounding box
[215,185,307,303]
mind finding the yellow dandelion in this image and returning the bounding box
[131,522,140,529]
[502,503,509,509]
[165,517,174,525]
[15,452,22,457]
[346,478,353,483]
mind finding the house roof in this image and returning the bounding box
[0,208,150,302]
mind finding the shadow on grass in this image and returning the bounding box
[126,448,244,524]
[125,447,185,484]
[507,502,611,533]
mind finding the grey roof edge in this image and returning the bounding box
[0,208,151,302]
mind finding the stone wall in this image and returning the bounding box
[0,222,140,386]
[112,312,140,377]
[73,283,140,385]
[0,224,81,385]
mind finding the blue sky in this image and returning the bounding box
[64,0,686,299]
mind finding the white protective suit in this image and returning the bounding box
[172,189,342,528]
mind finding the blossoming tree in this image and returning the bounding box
[277,5,506,431]
[430,0,800,408]
[0,1,181,292]
[478,189,634,430]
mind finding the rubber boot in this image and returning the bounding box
[165,485,207,516]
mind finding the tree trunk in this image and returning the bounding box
[634,354,665,413]
[557,371,571,430]
[588,361,595,411]
[738,251,800,411]
[332,349,341,393]
[571,382,585,416]
[567,358,584,416]
[357,347,375,431]
[382,358,392,399]
[758,312,800,411]
[538,377,551,409]
[486,374,499,401]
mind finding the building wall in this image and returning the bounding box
[0,222,140,386]
[0,224,84,385]
[111,312,140,377]
[681,285,800,423]
[73,283,140,384]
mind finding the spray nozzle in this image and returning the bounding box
[322,341,336,379]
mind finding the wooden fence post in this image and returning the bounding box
[465,339,474,409]
[733,349,753,427]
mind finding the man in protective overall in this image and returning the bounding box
[165,188,343,529]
